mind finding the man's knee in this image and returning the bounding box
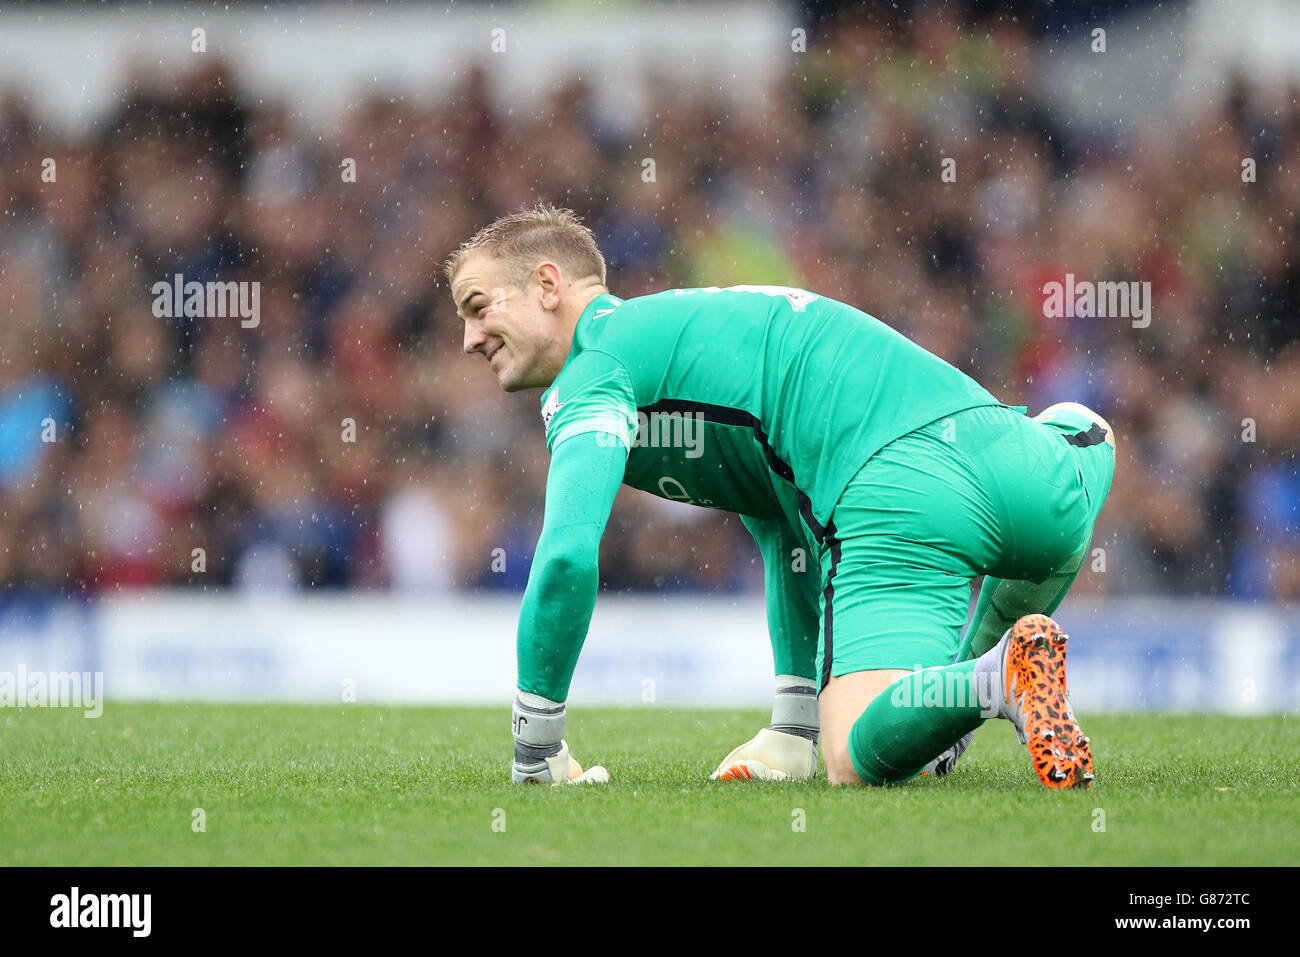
[818,668,912,786]
[821,734,865,786]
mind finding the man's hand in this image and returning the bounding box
[513,738,610,785]
[712,677,820,781]
[511,691,609,785]
[711,728,818,781]
[562,745,611,784]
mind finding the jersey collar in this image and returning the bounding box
[551,293,623,386]
[571,292,623,353]
[578,292,623,325]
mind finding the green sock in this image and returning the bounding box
[956,543,1088,662]
[848,659,989,785]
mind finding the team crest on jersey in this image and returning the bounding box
[541,389,564,431]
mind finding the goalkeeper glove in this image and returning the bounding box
[711,675,820,781]
[511,691,609,785]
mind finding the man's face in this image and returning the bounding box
[452,251,569,392]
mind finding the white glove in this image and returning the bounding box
[712,676,820,781]
[511,692,609,785]
[711,728,818,781]
[513,739,610,785]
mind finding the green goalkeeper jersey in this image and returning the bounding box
[516,285,1006,702]
[542,286,1001,538]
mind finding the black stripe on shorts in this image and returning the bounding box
[819,521,841,692]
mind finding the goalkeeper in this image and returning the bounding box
[445,205,1114,789]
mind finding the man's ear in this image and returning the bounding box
[535,261,563,311]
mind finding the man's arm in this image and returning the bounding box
[739,513,821,697]
[710,514,821,781]
[511,429,627,783]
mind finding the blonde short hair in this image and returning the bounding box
[443,203,606,288]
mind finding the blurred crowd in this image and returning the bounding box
[1,5,1297,602]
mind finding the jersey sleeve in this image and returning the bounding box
[516,430,629,702]
[540,349,639,453]
[739,513,820,684]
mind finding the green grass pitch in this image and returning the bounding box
[2,703,1296,865]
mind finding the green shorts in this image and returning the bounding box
[814,403,1114,687]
